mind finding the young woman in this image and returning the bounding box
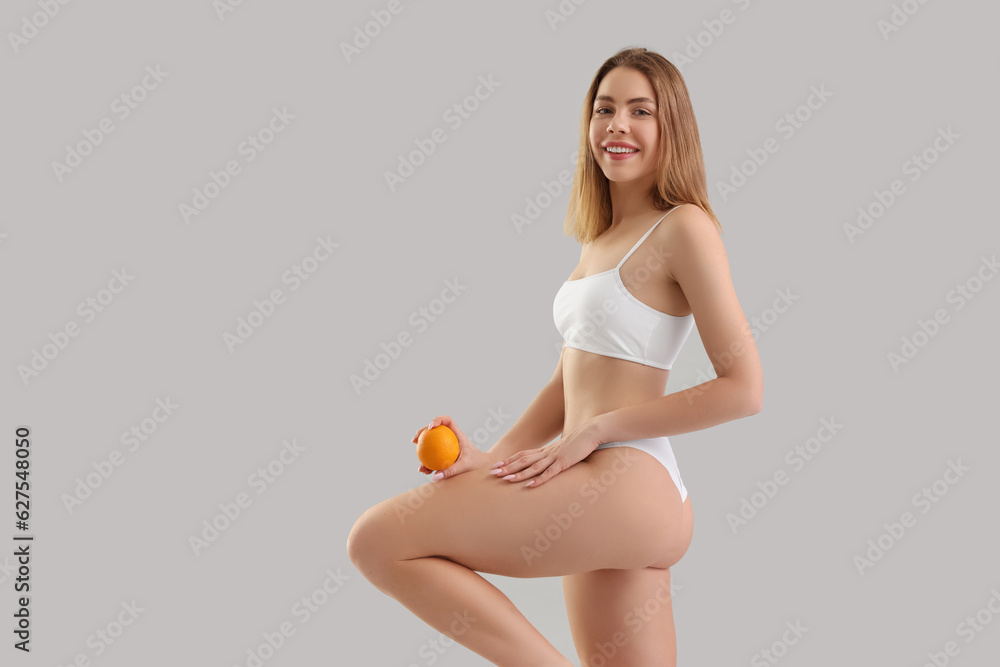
[347,46,763,666]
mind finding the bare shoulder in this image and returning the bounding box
[663,203,719,239]
[660,203,725,281]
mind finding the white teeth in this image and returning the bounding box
[605,146,638,153]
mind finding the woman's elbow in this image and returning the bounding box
[721,370,761,418]
[740,376,763,417]
[749,381,763,415]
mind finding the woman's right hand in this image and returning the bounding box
[411,415,491,480]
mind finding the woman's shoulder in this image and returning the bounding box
[660,203,719,239]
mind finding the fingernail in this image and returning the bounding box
[431,472,444,481]
[502,474,515,480]
[428,422,435,430]
[489,468,503,475]
[524,480,535,487]
[492,461,504,468]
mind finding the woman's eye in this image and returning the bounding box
[595,108,652,116]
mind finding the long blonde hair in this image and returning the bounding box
[564,46,722,244]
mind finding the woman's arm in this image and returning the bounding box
[486,349,566,461]
[589,206,763,444]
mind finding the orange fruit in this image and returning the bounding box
[416,425,459,470]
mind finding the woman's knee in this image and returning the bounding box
[346,507,392,574]
[345,511,368,567]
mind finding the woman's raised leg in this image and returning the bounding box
[346,446,681,666]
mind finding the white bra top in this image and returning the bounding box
[553,207,694,370]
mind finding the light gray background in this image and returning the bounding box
[2,1,998,665]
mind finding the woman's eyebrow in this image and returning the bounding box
[595,95,656,105]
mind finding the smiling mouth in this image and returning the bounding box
[603,146,639,154]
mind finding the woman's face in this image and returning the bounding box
[589,66,660,187]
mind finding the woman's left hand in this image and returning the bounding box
[489,422,603,488]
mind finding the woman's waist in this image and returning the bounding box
[562,351,669,387]
[562,390,664,436]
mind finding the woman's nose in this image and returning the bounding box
[607,112,628,133]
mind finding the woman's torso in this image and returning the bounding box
[560,207,691,436]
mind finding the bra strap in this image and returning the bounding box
[615,207,678,270]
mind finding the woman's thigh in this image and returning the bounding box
[562,567,679,666]
[349,447,681,579]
